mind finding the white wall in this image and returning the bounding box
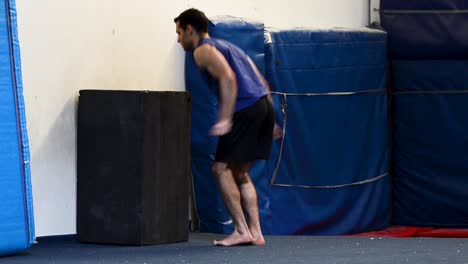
[16,0,369,236]
[370,0,381,24]
[190,0,370,28]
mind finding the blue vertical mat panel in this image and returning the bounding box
[265,29,390,235]
[0,0,35,256]
[392,60,468,227]
[380,0,468,59]
[185,17,272,234]
[381,0,468,10]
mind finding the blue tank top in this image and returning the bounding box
[196,38,267,112]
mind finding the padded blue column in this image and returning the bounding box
[0,0,35,256]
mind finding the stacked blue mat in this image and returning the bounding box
[381,0,468,226]
[0,0,35,256]
[265,28,390,235]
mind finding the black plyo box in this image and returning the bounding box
[77,90,191,245]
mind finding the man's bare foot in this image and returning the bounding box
[214,230,253,246]
[250,228,266,246]
[251,236,265,246]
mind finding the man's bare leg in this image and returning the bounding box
[211,162,253,246]
[233,163,265,246]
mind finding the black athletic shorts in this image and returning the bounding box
[215,96,275,162]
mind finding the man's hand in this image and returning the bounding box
[210,119,233,136]
[273,123,282,140]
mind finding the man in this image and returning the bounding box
[174,8,280,247]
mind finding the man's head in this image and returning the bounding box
[174,8,209,51]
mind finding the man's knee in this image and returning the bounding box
[230,163,251,184]
[235,172,250,185]
[212,162,228,177]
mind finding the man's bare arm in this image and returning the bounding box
[194,44,237,135]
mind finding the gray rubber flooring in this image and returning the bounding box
[1,232,467,263]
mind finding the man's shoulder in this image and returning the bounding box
[194,43,215,56]
[205,38,239,49]
[193,43,221,67]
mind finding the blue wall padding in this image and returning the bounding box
[265,28,390,235]
[0,0,35,256]
[269,178,391,235]
[380,0,468,59]
[381,0,468,10]
[266,29,387,93]
[392,60,468,227]
[185,17,272,234]
[392,60,468,92]
[268,95,388,187]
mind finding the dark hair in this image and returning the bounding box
[174,8,209,34]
